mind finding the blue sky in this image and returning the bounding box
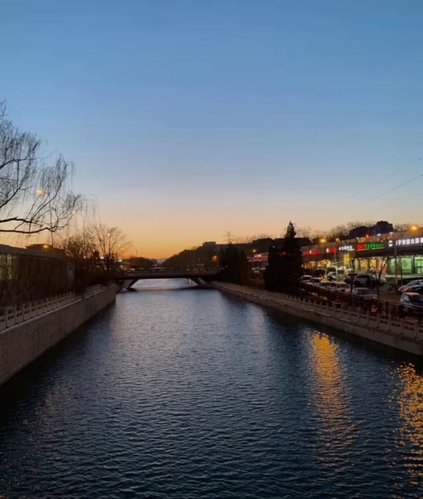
[2,0,423,256]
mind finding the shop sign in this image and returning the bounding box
[395,237,423,247]
[302,249,320,256]
[325,247,337,253]
[252,253,268,261]
[356,242,385,251]
[339,245,354,252]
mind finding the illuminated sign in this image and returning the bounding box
[356,242,385,251]
[302,249,320,256]
[395,237,423,246]
[325,247,337,254]
[252,253,268,261]
[339,245,354,252]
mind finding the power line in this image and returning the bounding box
[382,184,423,211]
[357,173,423,208]
[379,157,422,183]
[342,156,422,199]
[338,157,422,214]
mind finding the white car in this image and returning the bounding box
[353,274,386,287]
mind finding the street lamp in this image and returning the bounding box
[320,238,326,244]
[410,224,419,232]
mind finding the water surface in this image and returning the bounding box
[1,280,423,498]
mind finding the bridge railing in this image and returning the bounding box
[0,284,108,333]
[214,282,423,343]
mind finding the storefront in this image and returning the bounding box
[302,247,339,270]
[301,231,423,276]
[386,237,423,275]
[248,252,268,270]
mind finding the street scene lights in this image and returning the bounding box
[410,225,419,232]
[320,238,326,244]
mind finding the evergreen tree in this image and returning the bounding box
[263,244,283,291]
[281,221,303,294]
[218,245,249,285]
[264,221,303,293]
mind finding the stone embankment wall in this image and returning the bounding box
[0,285,116,386]
[212,282,423,357]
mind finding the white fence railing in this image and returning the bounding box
[0,284,108,333]
[216,283,423,344]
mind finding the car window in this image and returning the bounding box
[409,295,423,304]
[403,296,410,302]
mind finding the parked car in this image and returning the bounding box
[347,273,386,287]
[326,271,339,281]
[318,281,336,289]
[351,287,377,301]
[398,280,423,294]
[300,275,313,282]
[333,282,351,293]
[399,292,423,316]
[309,278,322,286]
[401,285,423,295]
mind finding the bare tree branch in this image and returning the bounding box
[0,100,84,235]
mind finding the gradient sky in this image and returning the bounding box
[2,0,423,257]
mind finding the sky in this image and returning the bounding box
[1,0,423,258]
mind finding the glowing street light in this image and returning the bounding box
[320,238,327,244]
[410,225,419,232]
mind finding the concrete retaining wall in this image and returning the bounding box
[0,286,116,386]
[212,282,423,357]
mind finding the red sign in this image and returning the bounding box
[302,249,320,256]
[325,247,338,254]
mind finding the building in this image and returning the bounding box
[301,228,423,277]
[348,220,393,239]
[0,244,70,306]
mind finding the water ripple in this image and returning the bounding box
[0,280,423,498]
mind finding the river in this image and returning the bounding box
[1,280,423,498]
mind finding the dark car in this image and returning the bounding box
[398,281,423,294]
[399,292,423,316]
[351,287,377,301]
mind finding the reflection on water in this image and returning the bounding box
[309,333,356,453]
[1,284,423,497]
[396,363,423,485]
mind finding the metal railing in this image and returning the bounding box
[216,283,423,343]
[0,284,107,333]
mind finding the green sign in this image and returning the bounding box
[356,242,385,251]
[367,243,385,250]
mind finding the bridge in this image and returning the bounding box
[115,270,219,290]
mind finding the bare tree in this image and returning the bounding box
[0,101,83,236]
[61,230,99,292]
[394,223,411,232]
[233,235,254,244]
[92,224,131,273]
[295,226,312,238]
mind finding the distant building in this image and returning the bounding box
[370,220,393,236]
[348,221,393,239]
[202,241,217,250]
[348,226,369,239]
[26,244,65,257]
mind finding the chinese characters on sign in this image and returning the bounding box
[395,237,423,246]
[356,242,385,251]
